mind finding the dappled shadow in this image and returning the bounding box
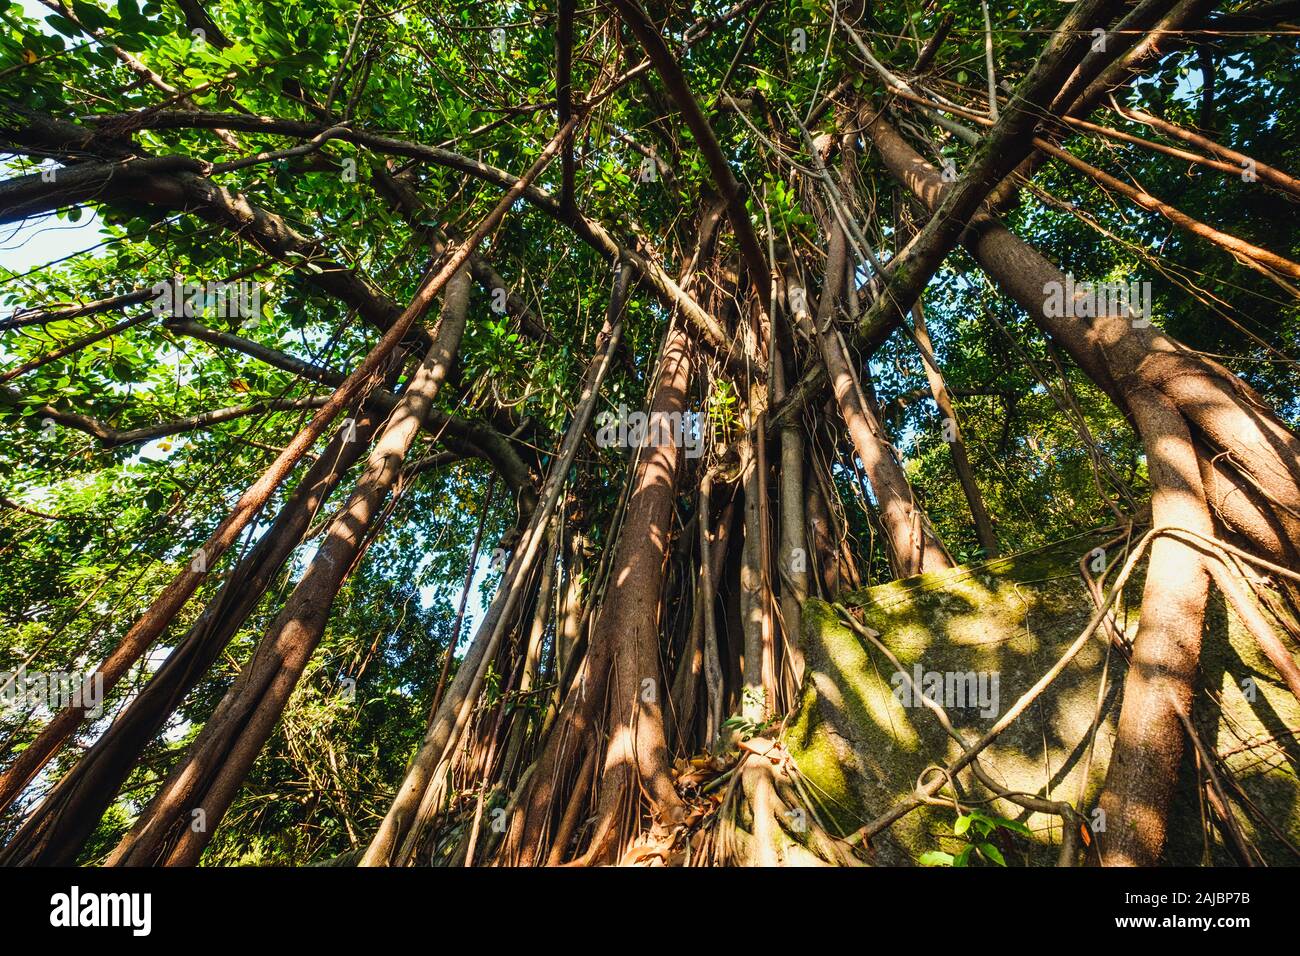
[786,528,1300,865]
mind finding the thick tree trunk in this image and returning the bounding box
[867,107,1300,862]
[501,323,695,865]
[805,455,862,596]
[1097,390,1213,866]
[866,110,1300,551]
[578,322,694,862]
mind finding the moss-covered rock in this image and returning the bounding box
[784,530,1300,866]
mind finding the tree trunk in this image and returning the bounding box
[0,391,392,865]
[108,268,472,865]
[788,237,951,578]
[866,106,1300,860]
[577,322,695,862]
[1097,389,1213,866]
[364,262,632,866]
[866,109,1300,553]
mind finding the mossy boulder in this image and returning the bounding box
[784,530,1300,866]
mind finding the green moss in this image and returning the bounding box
[784,603,869,832]
[783,527,1300,865]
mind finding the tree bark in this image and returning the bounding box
[0,393,391,864]
[107,268,472,866]
[1097,390,1213,866]
[0,116,575,815]
[788,237,951,578]
[865,110,1300,552]
[579,322,694,862]
[363,262,631,866]
[868,106,1300,862]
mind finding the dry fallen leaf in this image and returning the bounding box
[618,843,667,866]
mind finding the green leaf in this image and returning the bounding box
[993,817,1032,836]
[71,1,111,30]
[979,842,1006,866]
[918,851,955,867]
[114,30,147,50]
[953,814,972,836]
[971,809,1032,836]
[44,14,79,36]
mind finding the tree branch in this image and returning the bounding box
[0,384,328,448]
[607,0,770,313]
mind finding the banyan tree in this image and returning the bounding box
[1,0,1298,868]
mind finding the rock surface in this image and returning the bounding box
[784,529,1300,865]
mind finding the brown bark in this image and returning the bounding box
[1069,0,1218,120]
[805,455,863,596]
[494,195,729,866]
[502,323,695,866]
[608,0,769,310]
[107,268,472,866]
[868,108,1300,862]
[544,745,597,866]
[987,0,1211,211]
[699,477,733,748]
[1031,136,1300,281]
[668,485,736,752]
[1115,104,1300,200]
[0,393,391,865]
[363,261,632,867]
[1097,390,1213,866]
[739,439,767,719]
[771,345,809,687]
[556,523,586,683]
[21,104,747,376]
[579,322,694,862]
[0,116,575,816]
[865,111,1300,550]
[1050,0,1184,117]
[789,236,951,578]
[840,0,1125,352]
